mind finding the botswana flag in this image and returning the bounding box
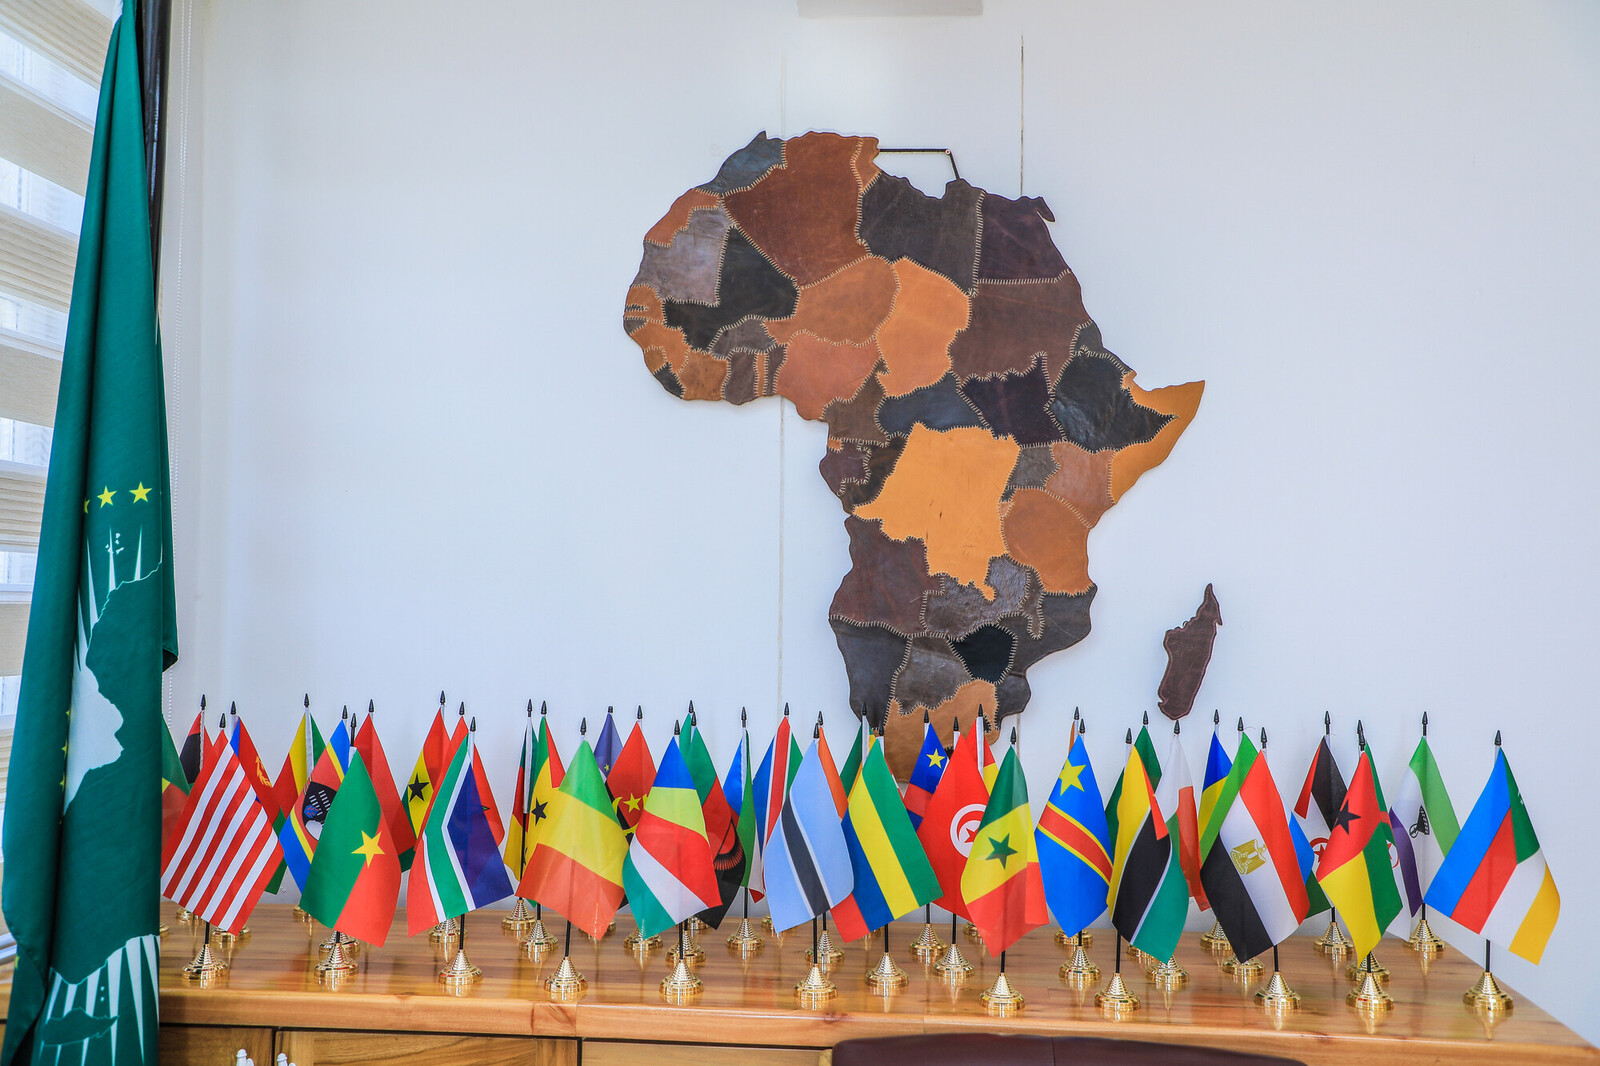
[761,737,852,932]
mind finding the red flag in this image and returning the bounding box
[915,723,991,919]
[608,719,655,834]
[228,714,281,826]
[355,710,418,869]
[179,709,205,785]
[471,741,506,847]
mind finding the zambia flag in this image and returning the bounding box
[960,746,1047,955]
[1,4,179,1062]
[1315,746,1402,959]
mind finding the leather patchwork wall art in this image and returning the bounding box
[624,132,1204,777]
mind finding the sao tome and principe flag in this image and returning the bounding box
[960,745,1048,955]
[622,732,721,938]
[608,712,655,836]
[407,729,514,934]
[300,748,401,946]
[903,713,946,830]
[1294,732,1348,917]
[1108,741,1188,961]
[1389,729,1459,917]
[832,733,940,941]
[1314,743,1402,959]
[352,706,416,872]
[1036,726,1113,939]
[0,8,180,1055]
[916,719,993,920]
[1425,746,1559,964]
[404,701,452,837]
[683,721,745,926]
[761,734,853,933]
[519,739,629,939]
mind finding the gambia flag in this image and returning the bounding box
[1425,747,1559,964]
[404,702,451,837]
[1,5,178,1060]
[406,731,513,934]
[520,739,629,939]
[683,721,745,926]
[1036,728,1113,938]
[960,746,1048,955]
[301,749,401,946]
[902,713,945,830]
[1105,724,1160,845]
[1108,742,1188,960]
[1314,746,1402,959]
[352,707,415,871]
[622,733,721,937]
[833,735,940,942]
[1198,734,1311,963]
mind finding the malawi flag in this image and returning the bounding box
[903,712,945,830]
[1198,734,1311,963]
[0,4,178,1061]
[406,730,514,934]
[301,749,401,945]
[960,746,1048,955]
[353,707,416,871]
[833,735,940,942]
[1314,746,1402,959]
[1425,746,1559,964]
[621,733,720,938]
[1108,742,1188,960]
[915,722,990,920]
[683,721,745,926]
[1036,728,1113,939]
[519,739,629,938]
[404,703,451,837]
[608,713,654,835]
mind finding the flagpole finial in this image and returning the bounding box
[1079,716,1087,736]
[526,699,533,717]
[1213,709,1219,726]
[581,718,587,736]
[923,707,930,724]
[305,693,310,709]
[1422,710,1429,736]
[817,711,825,729]
[636,705,643,721]
[1324,711,1331,736]
[783,702,791,717]
[458,702,465,718]
[741,707,748,727]
[1010,726,1017,745]
[1495,729,1502,748]
[229,700,237,716]
[1173,718,1180,735]
[540,700,548,717]
[1236,716,1243,733]
[688,699,695,718]
[439,691,445,708]
[1356,720,1366,750]
[1143,711,1149,726]
[342,705,349,720]
[217,712,227,731]
[813,720,821,740]
[1124,728,1132,744]
[367,698,374,714]
[1260,728,1267,749]
[200,694,206,711]
[470,716,477,732]
[607,705,614,717]
[673,720,681,736]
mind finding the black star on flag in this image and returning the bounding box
[985,833,1018,869]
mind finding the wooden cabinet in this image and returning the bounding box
[158,1025,273,1065]
[275,1031,575,1066]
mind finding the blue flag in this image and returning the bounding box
[1035,732,1113,937]
[762,739,852,932]
[903,717,946,830]
[594,710,623,779]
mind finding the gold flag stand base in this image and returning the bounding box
[1223,953,1265,981]
[963,921,982,944]
[176,907,197,925]
[1346,953,1390,985]
[666,937,706,967]
[933,941,973,983]
[795,964,837,1009]
[429,919,458,944]
[319,932,360,956]
[502,897,536,930]
[522,918,557,961]
[291,906,313,925]
[980,971,1024,1015]
[215,926,250,943]
[438,946,482,987]
[806,927,843,970]
[182,941,228,981]
[1347,969,1394,1012]
[660,958,703,1003]
[910,923,942,962]
[586,919,618,943]
[623,930,662,958]
[1147,955,1188,991]
[1055,928,1093,949]
[1315,915,1353,957]
[726,918,764,957]
[1464,969,1514,1013]
[1059,944,1099,988]
[761,914,775,934]
[317,933,359,981]
[1200,920,1231,956]
[1256,970,1301,1010]
[1096,971,1140,1016]
[865,950,909,994]
[1408,915,1445,957]
[545,955,587,1000]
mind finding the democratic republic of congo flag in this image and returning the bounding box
[832,733,939,942]
[621,732,720,938]
[1037,727,1113,938]
[960,746,1047,954]
[520,738,629,939]
[1314,744,1402,959]
[903,712,946,830]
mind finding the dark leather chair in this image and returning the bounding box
[830,1034,1308,1066]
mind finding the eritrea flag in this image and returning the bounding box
[959,746,1047,955]
[301,749,401,946]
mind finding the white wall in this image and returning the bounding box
[159,0,1600,1039]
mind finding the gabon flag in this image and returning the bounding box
[405,698,453,837]
[832,732,940,942]
[960,744,1047,955]
[519,738,629,939]
[1314,738,1403,960]
[916,719,992,920]
[301,747,402,945]
[353,702,416,871]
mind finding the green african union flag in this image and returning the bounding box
[1,2,178,1063]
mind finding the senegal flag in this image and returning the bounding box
[1315,745,1402,959]
[519,739,628,938]
[959,746,1047,955]
[1,4,178,1062]
[300,749,401,946]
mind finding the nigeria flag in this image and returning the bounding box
[1,3,178,1064]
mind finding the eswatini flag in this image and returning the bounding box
[1425,747,1559,963]
[621,733,720,938]
[520,739,628,939]
[1314,746,1402,959]
[406,731,513,934]
[959,745,1047,955]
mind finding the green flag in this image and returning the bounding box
[1105,724,1161,845]
[301,751,401,947]
[1,4,177,1064]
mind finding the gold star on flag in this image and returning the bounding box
[130,483,151,502]
[926,749,946,769]
[353,829,384,867]
[1057,758,1086,793]
[97,487,116,507]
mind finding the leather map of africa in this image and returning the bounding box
[624,132,1203,777]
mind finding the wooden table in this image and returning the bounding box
[31,904,1600,1065]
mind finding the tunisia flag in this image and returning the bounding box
[915,721,993,919]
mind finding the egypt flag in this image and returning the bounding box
[833,735,940,941]
[621,733,721,938]
[161,732,285,934]
[1390,732,1459,916]
[179,708,206,786]
[1426,746,1559,963]
[1198,733,1310,963]
[1314,746,1403,959]
[520,739,629,939]
[1293,734,1347,916]
[353,707,417,871]
[407,730,514,934]
[301,748,402,945]
[278,722,350,892]
[1108,743,1188,961]
[404,703,452,837]
[160,720,191,847]
[684,721,745,926]
[903,713,946,830]
[1036,729,1113,938]
[960,746,1048,954]
[608,713,655,836]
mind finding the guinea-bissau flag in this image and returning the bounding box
[1036,725,1113,938]
[1198,733,1311,963]
[353,705,416,871]
[833,733,940,941]
[608,711,654,836]
[404,701,452,837]
[1293,732,1347,917]
[902,711,945,830]
[916,720,990,920]
[519,739,629,938]
[160,722,190,848]
[960,746,1048,954]
[683,720,745,926]
[179,708,206,785]
[622,732,720,938]
[1108,741,1188,961]
[1105,723,1161,844]
[1425,745,1559,964]
[1314,743,1402,959]
[0,5,178,1060]
[300,748,402,945]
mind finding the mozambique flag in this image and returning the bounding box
[1425,746,1559,964]
[278,725,349,892]
[160,722,190,848]
[1314,746,1402,959]
[621,733,720,937]
[0,5,178,1060]
[609,714,655,835]
[903,713,946,830]
[1108,743,1188,960]
[353,708,416,871]
[960,746,1047,955]
[1105,724,1161,845]
[1036,728,1112,938]
[301,748,401,945]
[833,735,940,941]
[179,709,205,786]
[404,704,451,837]
[273,710,327,833]
[683,722,745,926]
[1293,733,1347,917]
[503,711,538,877]
[519,739,629,938]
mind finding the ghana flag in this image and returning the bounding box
[519,738,628,939]
[959,746,1047,955]
[1314,744,1402,959]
